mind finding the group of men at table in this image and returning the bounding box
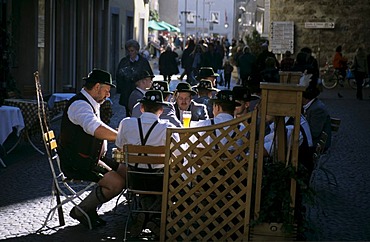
[58,67,331,237]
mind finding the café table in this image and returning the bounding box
[46,93,112,124]
[47,93,75,120]
[0,105,25,167]
[4,99,47,155]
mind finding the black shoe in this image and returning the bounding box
[129,213,146,237]
[146,221,160,238]
[70,207,98,229]
[338,92,343,98]
[89,210,106,227]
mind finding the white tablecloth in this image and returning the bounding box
[0,105,25,145]
[47,93,75,109]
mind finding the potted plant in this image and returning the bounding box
[250,160,314,241]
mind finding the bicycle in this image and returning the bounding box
[321,64,357,89]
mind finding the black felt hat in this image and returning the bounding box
[138,90,170,106]
[195,79,219,92]
[134,70,155,83]
[195,67,219,80]
[83,69,116,88]
[175,82,197,96]
[210,90,241,106]
[232,86,259,101]
[150,80,173,95]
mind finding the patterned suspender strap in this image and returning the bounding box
[137,118,159,169]
[210,119,219,150]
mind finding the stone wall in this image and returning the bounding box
[270,0,370,66]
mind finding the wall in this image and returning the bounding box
[270,0,370,66]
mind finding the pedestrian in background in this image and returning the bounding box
[280,50,295,71]
[116,39,153,117]
[351,46,368,100]
[179,39,196,82]
[260,57,280,83]
[223,59,234,89]
[237,45,257,87]
[159,45,179,83]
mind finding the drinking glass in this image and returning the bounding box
[182,111,192,128]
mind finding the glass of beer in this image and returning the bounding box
[182,111,192,128]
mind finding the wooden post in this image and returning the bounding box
[254,83,306,219]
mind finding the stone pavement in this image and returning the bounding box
[1,76,370,241]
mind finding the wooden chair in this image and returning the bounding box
[34,72,96,231]
[279,71,302,84]
[310,131,337,188]
[312,131,328,163]
[123,144,166,240]
[330,117,341,132]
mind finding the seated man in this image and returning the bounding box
[127,70,154,115]
[191,90,243,147]
[195,67,220,96]
[233,86,259,118]
[302,85,332,150]
[132,80,182,127]
[263,114,314,174]
[173,82,209,122]
[193,79,219,118]
[59,69,126,229]
[115,90,180,238]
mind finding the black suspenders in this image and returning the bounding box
[137,118,159,169]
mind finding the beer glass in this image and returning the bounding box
[182,111,192,128]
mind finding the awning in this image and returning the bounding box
[148,20,167,31]
[148,20,180,32]
[157,21,180,32]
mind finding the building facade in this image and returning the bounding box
[1,0,150,97]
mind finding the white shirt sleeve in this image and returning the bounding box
[67,100,103,136]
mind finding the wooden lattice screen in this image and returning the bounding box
[160,111,257,241]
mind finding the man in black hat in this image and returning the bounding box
[191,90,243,145]
[59,69,126,229]
[302,85,332,150]
[127,70,154,115]
[173,82,209,122]
[193,79,219,118]
[196,67,220,88]
[115,90,180,237]
[131,80,182,127]
[233,86,257,117]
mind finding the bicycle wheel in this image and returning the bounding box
[321,73,339,89]
[348,78,357,89]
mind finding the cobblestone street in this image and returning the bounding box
[1,77,370,241]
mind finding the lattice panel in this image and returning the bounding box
[160,112,257,241]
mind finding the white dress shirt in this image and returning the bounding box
[115,112,179,169]
[67,88,109,154]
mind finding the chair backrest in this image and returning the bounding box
[279,71,302,84]
[34,72,66,182]
[331,117,341,132]
[313,131,328,161]
[124,144,166,195]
